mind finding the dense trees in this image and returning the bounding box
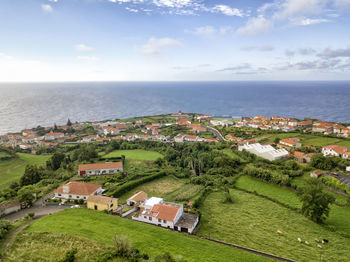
[20,165,42,186]
[297,179,335,223]
[310,154,349,170]
[46,152,66,170]
[71,144,98,162]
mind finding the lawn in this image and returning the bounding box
[24,208,269,262]
[0,153,51,190]
[118,176,185,203]
[104,149,163,161]
[166,183,204,203]
[198,190,350,262]
[5,232,110,262]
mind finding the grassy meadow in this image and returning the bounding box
[104,149,163,161]
[0,153,51,190]
[23,208,269,262]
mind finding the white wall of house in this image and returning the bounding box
[346,166,350,172]
[54,188,102,200]
[133,214,175,229]
[322,148,340,157]
[0,205,21,216]
[79,167,123,176]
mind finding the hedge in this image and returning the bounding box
[193,187,212,208]
[109,171,167,197]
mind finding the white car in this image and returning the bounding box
[70,205,80,208]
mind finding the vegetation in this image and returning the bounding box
[25,209,268,262]
[104,149,164,161]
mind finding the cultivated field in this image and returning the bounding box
[104,149,163,161]
[0,153,51,190]
[23,209,269,262]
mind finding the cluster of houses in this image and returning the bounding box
[235,116,350,136]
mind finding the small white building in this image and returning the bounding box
[78,162,123,176]
[54,182,103,201]
[127,191,148,206]
[322,145,348,157]
[0,200,21,216]
[238,143,289,161]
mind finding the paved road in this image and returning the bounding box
[205,126,226,141]
[4,199,69,223]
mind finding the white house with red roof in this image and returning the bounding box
[132,196,199,234]
[44,132,64,141]
[322,145,348,157]
[54,182,103,201]
[78,162,123,176]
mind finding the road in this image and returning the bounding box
[4,198,69,223]
[205,126,226,141]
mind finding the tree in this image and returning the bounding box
[297,179,335,223]
[47,152,65,170]
[20,165,41,186]
[67,119,72,127]
[61,248,77,262]
[274,137,281,144]
[17,185,36,206]
[121,155,126,167]
[54,123,58,131]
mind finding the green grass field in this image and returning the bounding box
[104,150,163,161]
[118,176,186,203]
[198,190,350,262]
[0,153,51,190]
[24,209,269,262]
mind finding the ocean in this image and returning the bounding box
[0,81,349,135]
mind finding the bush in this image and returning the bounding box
[193,187,211,208]
[0,220,11,240]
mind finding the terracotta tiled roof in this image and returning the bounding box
[151,203,179,222]
[293,151,305,158]
[323,145,348,154]
[78,162,123,171]
[128,191,148,202]
[55,182,101,196]
[0,199,20,210]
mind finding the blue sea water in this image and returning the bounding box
[0,81,349,135]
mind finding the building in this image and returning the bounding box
[174,134,185,143]
[238,143,289,161]
[82,135,99,143]
[322,145,348,157]
[0,200,21,216]
[78,162,123,176]
[54,182,103,201]
[127,191,148,206]
[279,137,301,148]
[346,166,350,172]
[132,196,199,234]
[44,132,64,141]
[87,195,118,211]
[310,170,323,178]
[342,152,350,159]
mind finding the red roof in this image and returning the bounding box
[151,204,180,222]
[55,182,101,196]
[78,162,123,171]
[323,145,348,154]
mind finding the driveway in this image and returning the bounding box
[4,198,69,223]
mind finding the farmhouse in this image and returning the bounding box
[132,196,199,234]
[0,200,21,216]
[54,182,103,201]
[87,195,118,211]
[238,143,289,161]
[78,162,123,176]
[174,134,185,143]
[279,137,301,148]
[322,145,348,157]
[127,191,148,206]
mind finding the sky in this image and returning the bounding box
[0,0,350,82]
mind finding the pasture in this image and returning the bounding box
[104,149,163,161]
[0,153,51,190]
[24,208,269,262]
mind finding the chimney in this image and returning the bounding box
[63,185,70,194]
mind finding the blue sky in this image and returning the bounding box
[0,0,350,81]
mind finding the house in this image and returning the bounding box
[115,123,128,132]
[0,200,21,216]
[127,191,148,206]
[87,195,118,212]
[293,151,305,163]
[82,135,99,143]
[189,124,207,133]
[226,134,243,142]
[152,134,167,142]
[312,124,333,133]
[54,182,103,201]
[346,166,350,172]
[196,114,212,121]
[44,132,64,141]
[78,162,123,176]
[238,143,289,161]
[279,137,301,148]
[184,135,199,142]
[204,138,218,143]
[298,120,312,129]
[103,126,118,136]
[22,129,36,137]
[38,141,58,147]
[342,152,350,160]
[132,196,199,234]
[174,134,185,143]
[19,144,32,150]
[176,118,191,126]
[322,145,348,157]
[310,170,323,178]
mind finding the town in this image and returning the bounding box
[0,112,350,261]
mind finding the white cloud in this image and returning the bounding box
[273,0,328,20]
[125,7,139,12]
[0,53,13,60]
[333,0,350,8]
[41,4,53,13]
[290,17,330,25]
[75,44,95,52]
[139,37,182,55]
[48,0,58,2]
[211,5,244,17]
[236,16,273,35]
[152,0,193,8]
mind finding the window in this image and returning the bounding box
[58,194,61,196]
[158,219,161,222]
[76,196,79,198]
[69,195,72,198]
[83,197,86,199]
[163,220,166,223]
[144,216,147,219]
[149,217,152,221]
